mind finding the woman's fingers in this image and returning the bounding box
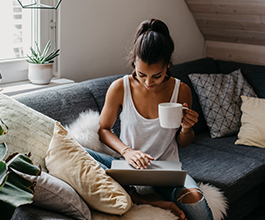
[127,151,154,169]
[182,109,198,128]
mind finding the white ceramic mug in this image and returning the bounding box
[158,103,188,129]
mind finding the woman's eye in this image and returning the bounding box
[153,75,162,79]
[138,73,145,77]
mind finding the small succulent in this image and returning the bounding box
[26,40,60,64]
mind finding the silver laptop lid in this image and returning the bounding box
[111,160,182,170]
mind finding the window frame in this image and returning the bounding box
[0,5,58,84]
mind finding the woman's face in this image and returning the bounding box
[134,57,168,91]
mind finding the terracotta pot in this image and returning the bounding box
[28,63,53,85]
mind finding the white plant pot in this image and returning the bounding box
[28,63,53,85]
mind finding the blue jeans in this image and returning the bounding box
[84,148,213,220]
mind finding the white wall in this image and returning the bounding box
[58,0,204,82]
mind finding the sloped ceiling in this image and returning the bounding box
[185,0,265,46]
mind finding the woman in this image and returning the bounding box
[87,19,213,220]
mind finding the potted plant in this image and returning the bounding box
[0,142,40,220]
[27,40,60,85]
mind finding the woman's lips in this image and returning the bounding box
[145,84,156,89]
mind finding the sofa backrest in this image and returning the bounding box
[216,60,265,99]
[14,82,99,126]
[13,58,264,140]
[84,74,124,137]
[14,59,219,136]
[170,58,218,134]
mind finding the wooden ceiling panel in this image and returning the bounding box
[185,0,265,46]
[186,1,265,15]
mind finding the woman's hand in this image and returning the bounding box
[122,148,154,169]
[181,103,198,132]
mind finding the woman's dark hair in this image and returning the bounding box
[129,19,174,80]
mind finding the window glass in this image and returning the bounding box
[0,0,36,61]
[0,1,57,83]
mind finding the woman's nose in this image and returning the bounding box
[145,77,153,86]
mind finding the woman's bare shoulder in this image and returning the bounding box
[179,82,191,92]
[108,77,124,93]
[178,82,192,106]
[105,77,124,106]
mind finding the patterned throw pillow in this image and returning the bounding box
[0,94,55,171]
[188,69,257,138]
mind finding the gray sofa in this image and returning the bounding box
[11,58,265,220]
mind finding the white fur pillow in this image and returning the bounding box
[65,110,119,158]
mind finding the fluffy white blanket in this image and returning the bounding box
[66,111,228,220]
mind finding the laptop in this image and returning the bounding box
[106,160,187,187]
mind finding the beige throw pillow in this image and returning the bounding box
[45,122,133,215]
[235,96,265,148]
[0,94,55,172]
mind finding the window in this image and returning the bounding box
[0,0,57,83]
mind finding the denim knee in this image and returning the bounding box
[172,188,213,220]
[84,147,118,170]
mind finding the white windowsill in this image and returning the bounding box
[0,78,75,96]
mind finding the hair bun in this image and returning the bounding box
[130,18,174,68]
[149,19,170,37]
[137,19,170,40]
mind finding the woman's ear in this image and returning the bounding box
[131,61,135,68]
[168,59,172,68]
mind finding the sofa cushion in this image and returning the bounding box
[216,60,265,98]
[0,94,55,172]
[11,204,74,220]
[14,82,98,126]
[15,171,91,220]
[188,69,257,138]
[235,96,265,148]
[179,143,265,203]
[45,122,133,215]
[192,132,265,163]
[170,58,218,134]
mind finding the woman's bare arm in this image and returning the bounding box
[176,83,198,147]
[99,78,128,154]
[99,77,154,169]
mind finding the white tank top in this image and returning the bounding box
[119,75,180,161]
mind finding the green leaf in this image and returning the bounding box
[44,49,60,62]
[0,142,40,219]
[0,142,7,160]
[41,40,51,59]
[34,41,42,59]
[7,154,40,176]
[0,172,34,220]
[26,55,36,64]
[29,46,38,59]
[0,161,8,191]
[0,200,16,220]
[26,40,59,64]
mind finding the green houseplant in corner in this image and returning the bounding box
[27,40,60,85]
[0,142,40,220]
